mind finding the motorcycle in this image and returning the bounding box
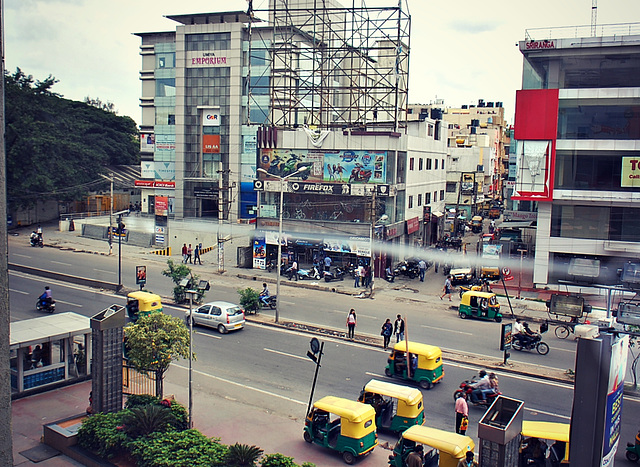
[266,259,276,273]
[348,163,372,183]
[453,376,502,407]
[323,267,346,282]
[297,266,321,280]
[36,297,56,313]
[30,234,44,248]
[259,295,277,310]
[393,260,420,279]
[512,322,550,355]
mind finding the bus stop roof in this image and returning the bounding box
[10,312,91,350]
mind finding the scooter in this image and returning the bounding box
[453,377,502,407]
[36,297,56,313]
[297,266,321,280]
[30,234,44,248]
[323,267,346,282]
[259,295,277,310]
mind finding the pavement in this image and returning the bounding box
[9,218,600,465]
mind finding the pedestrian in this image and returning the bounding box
[324,255,332,272]
[193,244,202,265]
[455,392,469,435]
[182,243,188,263]
[394,314,405,342]
[346,309,357,339]
[381,318,393,350]
[418,259,427,282]
[457,451,478,467]
[363,263,371,288]
[36,224,43,242]
[187,244,193,263]
[406,445,423,467]
[440,275,453,301]
[354,265,361,287]
[290,259,299,281]
[434,260,439,274]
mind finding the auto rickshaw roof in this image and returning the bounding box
[392,341,442,359]
[127,291,162,303]
[314,396,376,423]
[472,216,483,221]
[461,291,497,299]
[363,379,423,405]
[401,426,475,457]
[521,421,570,443]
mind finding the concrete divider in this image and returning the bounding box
[9,263,120,292]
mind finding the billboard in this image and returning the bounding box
[141,162,176,181]
[203,135,221,153]
[156,134,176,155]
[602,334,629,466]
[140,133,155,152]
[202,109,221,126]
[259,149,387,184]
[621,157,640,187]
[155,196,169,216]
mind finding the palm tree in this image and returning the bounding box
[123,404,175,438]
[224,443,264,466]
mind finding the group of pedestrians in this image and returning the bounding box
[353,262,372,288]
[181,243,202,265]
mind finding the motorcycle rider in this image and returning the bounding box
[259,283,271,307]
[39,286,53,307]
[469,370,491,404]
[519,322,536,348]
[30,230,41,246]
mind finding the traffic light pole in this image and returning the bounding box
[306,341,324,417]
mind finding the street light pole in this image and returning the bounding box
[185,289,196,428]
[257,167,308,323]
[117,213,122,290]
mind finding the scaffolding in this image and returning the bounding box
[256,0,410,131]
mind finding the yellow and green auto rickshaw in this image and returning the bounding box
[520,421,570,465]
[388,425,475,467]
[304,396,378,464]
[470,215,484,233]
[459,291,502,323]
[385,341,444,390]
[126,291,163,322]
[358,379,424,433]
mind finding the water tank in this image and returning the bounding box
[487,102,494,107]
[478,99,485,107]
[471,127,477,135]
[431,108,443,120]
[496,102,503,108]
[462,105,468,109]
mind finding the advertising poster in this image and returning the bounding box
[253,236,266,269]
[259,149,387,184]
[621,157,640,188]
[136,266,147,286]
[323,236,370,256]
[156,134,176,155]
[601,334,629,466]
[155,196,169,217]
[140,133,155,152]
[203,134,221,153]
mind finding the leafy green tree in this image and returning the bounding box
[162,259,206,304]
[124,313,191,398]
[4,68,139,209]
[225,443,264,467]
[238,287,261,313]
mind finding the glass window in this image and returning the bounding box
[440,190,445,201]
[435,159,438,170]
[418,194,422,206]
[250,49,269,66]
[245,75,270,95]
[433,191,437,203]
[425,192,431,204]
[446,182,456,192]
[419,158,423,170]
[557,102,640,140]
[551,205,610,240]
[554,150,640,191]
[157,53,175,69]
[409,158,415,171]
[250,107,269,124]
[426,158,432,170]
[186,33,231,51]
[408,195,413,209]
[396,152,406,184]
[156,78,175,97]
[442,159,445,169]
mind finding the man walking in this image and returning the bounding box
[394,314,405,343]
[181,243,188,263]
[418,259,427,282]
[440,275,453,301]
[193,244,202,265]
[187,244,193,263]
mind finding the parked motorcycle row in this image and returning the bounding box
[392,257,432,280]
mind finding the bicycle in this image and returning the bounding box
[554,323,575,339]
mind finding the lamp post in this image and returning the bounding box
[257,166,308,323]
[185,289,197,428]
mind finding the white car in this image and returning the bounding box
[450,267,474,284]
[185,301,245,334]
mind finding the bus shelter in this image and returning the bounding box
[10,312,92,397]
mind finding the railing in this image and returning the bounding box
[123,360,157,396]
[525,22,640,40]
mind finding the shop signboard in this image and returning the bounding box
[194,188,218,199]
[155,134,176,155]
[253,236,267,269]
[601,334,629,466]
[259,204,277,218]
[461,173,475,194]
[323,236,370,256]
[203,134,221,153]
[406,217,420,234]
[385,221,404,240]
[621,157,640,187]
[155,196,169,217]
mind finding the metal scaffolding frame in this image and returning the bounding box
[255,0,410,131]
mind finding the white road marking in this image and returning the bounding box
[421,325,473,336]
[524,408,571,420]
[93,268,116,274]
[56,299,83,307]
[9,289,29,295]
[13,254,31,259]
[194,331,222,340]
[172,363,306,406]
[264,347,309,362]
[51,261,72,266]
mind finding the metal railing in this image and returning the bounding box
[122,360,157,396]
[525,22,640,40]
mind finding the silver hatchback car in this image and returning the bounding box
[185,301,245,334]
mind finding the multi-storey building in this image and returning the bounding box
[512,23,640,287]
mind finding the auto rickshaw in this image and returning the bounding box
[304,396,378,464]
[385,341,444,390]
[358,379,424,433]
[388,425,475,467]
[459,291,502,323]
[126,291,163,322]
[470,215,483,233]
[520,421,570,465]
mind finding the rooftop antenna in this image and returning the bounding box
[591,0,597,36]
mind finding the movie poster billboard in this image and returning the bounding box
[259,149,387,184]
[155,196,169,216]
[253,235,266,269]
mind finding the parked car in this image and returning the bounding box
[185,301,245,334]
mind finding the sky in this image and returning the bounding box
[5,0,639,126]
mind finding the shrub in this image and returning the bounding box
[128,429,228,467]
[77,412,130,459]
[260,453,299,467]
[125,395,189,431]
[238,287,260,313]
[225,443,264,466]
[123,404,175,438]
[125,394,158,409]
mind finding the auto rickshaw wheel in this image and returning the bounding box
[218,324,228,334]
[494,316,502,323]
[385,368,393,377]
[419,380,433,390]
[626,450,640,462]
[342,451,356,464]
[459,312,467,319]
[303,431,312,443]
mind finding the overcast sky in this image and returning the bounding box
[6,0,639,126]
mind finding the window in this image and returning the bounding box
[408,195,413,209]
[409,158,415,171]
[250,49,269,66]
[440,190,445,201]
[157,53,175,69]
[435,159,438,170]
[245,76,270,95]
[419,158,423,170]
[426,159,432,170]
[446,182,457,192]
[433,191,437,202]
[442,159,445,169]
[425,192,431,204]
[156,78,176,97]
[418,194,422,206]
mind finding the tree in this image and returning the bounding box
[124,313,191,398]
[162,259,206,304]
[238,287,260,314]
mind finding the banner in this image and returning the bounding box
[155,196,168,216]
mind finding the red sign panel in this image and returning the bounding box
[406,216,420,235]
[135,180,176,189]
[203,134,221,153]
[155,196,168,216]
